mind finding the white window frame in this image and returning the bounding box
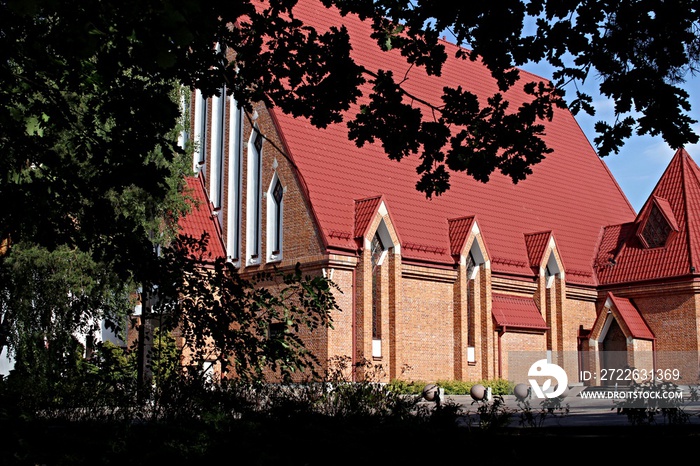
[192,89,208,174]
[209,85,226,215]
[246,125,263,265]
[226,100,243,266]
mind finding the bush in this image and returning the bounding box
[436,378,514,396]
[386,379,426,395]
[387,378,514,396]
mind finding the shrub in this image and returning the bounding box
[435,378,514,396]
[386,379,426,395]
[387,378,514,396]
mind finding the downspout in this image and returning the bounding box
[498,326,506,379]
[351,267,357,382]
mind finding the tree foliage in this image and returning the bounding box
[317,0,700,195]
[2,0,699,383]
[4,0,699,250]
[0,0,344,379]
[153,234,341,383]
[0,243,135,364]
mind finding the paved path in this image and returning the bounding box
[432,388,700,428]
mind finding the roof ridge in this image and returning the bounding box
[267,106,330,252]
[634,148,686,220]
[680,149,700,274]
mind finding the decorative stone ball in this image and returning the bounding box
[470,383,486,401]
[513,383,529,401]
[422,383,438,402]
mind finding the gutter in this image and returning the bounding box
[498,326,506,379]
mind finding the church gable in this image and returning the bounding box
[591,293,654,342]
[354,195,400,253]
[448,216,490,268]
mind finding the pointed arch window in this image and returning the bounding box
[226,100,243,264]
[246,125,263,264]
[193,89,208,173]
[266,173,285,262]
[371,232,385,340]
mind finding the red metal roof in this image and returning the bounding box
[607,293,654,340]
[270,0,635,285]
[178,175,226,262]
[524,231,552,270]
[492,294,548,331]
[354,196,383,239]
[448,216,476,257]
[596,148,700,284]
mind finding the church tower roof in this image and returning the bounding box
[596,148,700,284]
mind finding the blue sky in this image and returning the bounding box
[521,61,700,214]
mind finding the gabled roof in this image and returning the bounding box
[492,294,548,331]
[448,216,476,257]
[354,195,383,239]
[603,293,654,340]
[269,0,635,284]
[596,148,700,285]
[178,175,226,262]
[524,231,552,271]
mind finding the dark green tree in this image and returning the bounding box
[153,234,341,383]
[5,1,700,255]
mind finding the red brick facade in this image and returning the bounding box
[182,91,700,387]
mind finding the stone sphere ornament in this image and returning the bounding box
[513,383,530,401]
[422,383,439,402]
[470,383,486,401]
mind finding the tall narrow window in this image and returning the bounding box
[466,242,485,360]
[266,174,284,262]
[467,251,476,279]
[227,102,243,264]
[210,85,226,212]
[246,126,263,264]
[371,232,384,340]
[217,88,226,209]
[273,180,283,252]
[199,94,208,167]
[193,89,208,173]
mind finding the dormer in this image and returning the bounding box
[524,231,565,288]
[636,196,679,249]
[448,216,490,279]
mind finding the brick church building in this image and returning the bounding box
[179,0,700,387]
